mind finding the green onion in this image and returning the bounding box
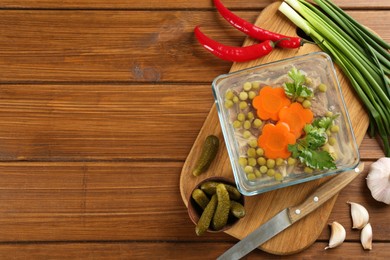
[279,0,390,156]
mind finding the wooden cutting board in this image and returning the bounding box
[180,2,369,255]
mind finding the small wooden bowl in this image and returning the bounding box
[187,177,245,233]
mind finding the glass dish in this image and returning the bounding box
[212,52,360,196]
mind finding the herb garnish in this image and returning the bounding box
[283,67,313,101]
[288,116,338,170]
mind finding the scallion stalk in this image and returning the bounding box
[279,0,390,156]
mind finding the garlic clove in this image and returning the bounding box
[366,157,390,205]
[325,221,346,250]
[348,202,369,229]
[361,223,373,250]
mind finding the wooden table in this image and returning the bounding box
[0,0,389,259]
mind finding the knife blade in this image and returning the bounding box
[218,162,364,260]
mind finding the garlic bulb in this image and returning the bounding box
[325,221,346,250]
[348,202,369,229]
[361,223,373,250]
[366,157,390,205]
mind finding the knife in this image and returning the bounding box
[218,162,364,260]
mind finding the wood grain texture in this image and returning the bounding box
[0,11,389,83]
[0,162,388,242]
[0,0,389,9]
[0,242,388,259]
[0,84,213,160]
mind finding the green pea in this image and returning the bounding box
[331,125,339,133]
[243,120,251,129]
[257,157,266,166]
[252,82,260,90]
[233,120,241,128]
[325,111,333,117]
[266,159,275,169]
[232,96,239,103]
[247,173,256,181]
[328,136,337,146]
[243,130,251,139]
[305,77,313,85]
[287,157,296,166]
[248,157,257,167]
[248,139,258,148]
[318,83,327,92]
[304,167,314,174]
[267,169,275,177]
[238,157,247,167]
[253,119,263,128]
[239,101,248,110]
[243,82,252,91]
[225,90,235,100]
[247,112,254,121]
[302,100,311,108]
[276,158,284,166]
[254,169,261,178]
[259,165,268,174]
[274,172,283,181]
[244,165,253,173]
[248,91,257,100]
[237,113,246,122]
[247,148,256,158]
[239,92,248,101]
[256,148,264,156]
[224,100,234,109]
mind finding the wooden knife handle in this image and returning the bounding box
[288,162,364,223]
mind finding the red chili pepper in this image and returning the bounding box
[213,0,304,49]
[194,26,275,62]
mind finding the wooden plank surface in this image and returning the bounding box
[0,11,389,83]
[0,85,213,160]
[0,0,389,9]
[0,242,389,259]
[0,0,389,258]
[0,162,388,242]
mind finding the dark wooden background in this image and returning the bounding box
[0,0,389,258]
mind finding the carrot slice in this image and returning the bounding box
[278,102,313,138]
[252,86,291,121]
[258,122,296,159]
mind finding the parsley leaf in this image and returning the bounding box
[304,127,326,150]
[283,67,313,101]
[312,114,340,130]
[288,120,336,170]
[298,148,336,170]
[288,67,306,86]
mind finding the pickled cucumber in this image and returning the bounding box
[191,189,210,210]
[200,181,241,201]
[230,200,246,219]
[212,184,230,231]
[195,194,217,236]
[192,135,219,176]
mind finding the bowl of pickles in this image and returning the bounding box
[212,52,360,196]
[188,177,246,236]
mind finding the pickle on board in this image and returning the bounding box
[192,135,219,176]
[200,181,241,201]
[212,184,230,231]
[191,188,210,210]
[195,194,217,236]
[230,200,246,219]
